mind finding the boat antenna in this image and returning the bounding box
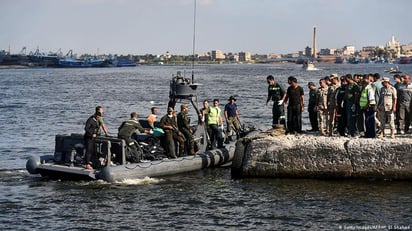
[191,0,197,83]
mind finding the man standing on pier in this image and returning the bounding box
[344,74,360,137]
[266,75,285,128]
[282,76,304,134]
[397,74,412,134]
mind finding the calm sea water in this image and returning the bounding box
[0,63,411,230]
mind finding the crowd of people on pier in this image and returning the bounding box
[82,70,412,170]
[266,72,412,139]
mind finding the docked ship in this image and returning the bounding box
[335,56,346,64]
[116,59,137,67]
[398,56,411,64]
[27,48,61,67]
[0,49,30,66]
[56,56,117,68]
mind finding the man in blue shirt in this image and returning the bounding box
[224,96,241,139]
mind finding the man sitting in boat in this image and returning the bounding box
[147,106,158,129]
[118,112,151,163]
[177,104,196,155]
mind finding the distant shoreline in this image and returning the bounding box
[0,65,30,69]
[0,62,409,70]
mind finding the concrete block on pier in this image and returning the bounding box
[232,128,412,180]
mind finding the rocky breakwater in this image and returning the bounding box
[232,128,412,180]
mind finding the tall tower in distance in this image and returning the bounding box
[313,27,317,59]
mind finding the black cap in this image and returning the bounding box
[308,82,315,87]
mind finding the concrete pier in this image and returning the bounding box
[231,128,412,180]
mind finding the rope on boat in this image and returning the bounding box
[123,155,198,169]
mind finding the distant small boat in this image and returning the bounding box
[302,62,318,71]
[348,57,359,64]
[56,57,93,68]
[295,57,306,64]
[385,67,402,74]
[335,56,346,64]
[116,59,137,67]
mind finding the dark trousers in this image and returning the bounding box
[357,108,365,133]
[364,106,376,138]
[272,103,285,126]
[205,124,212,147]
[336,106,347,136]
[164,131,177,158]
[84,137,95,165]
[209,124,223,148]
[346,101,357,136]
[287,104,302,133]
[308,103,319,131]
[399,105,411,132]
[181,128,194,154]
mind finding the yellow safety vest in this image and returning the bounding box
[208,107,221,125]
[359,85,375,107]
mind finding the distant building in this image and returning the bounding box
[267,53,281,59]
[304,46,312,58]
[386,36,400,50]
[211,50,225,60]
[342,45,356,56]
[359,46,376,57]
[238,51,251,62]
[198,53,211,61]
[362,46,376,52]
[401,43,412,56]
[386,35,401,57]
[319,48,336,56]
[285,53,300,58]
[226,53,239,62]
[259,53,280,63]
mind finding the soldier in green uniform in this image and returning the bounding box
[307,82,319,132]
[160,107,185,158]
[344,74,360,137]
[177,104,196,155]
[118,112,149,163]
[95,106,109,136]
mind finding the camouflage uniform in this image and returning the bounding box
[316,85,329,135]
[326,84,339,135]
[118,119,145,163]
[160,112,185,158]
[177,110,195,155]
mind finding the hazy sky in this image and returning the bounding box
[1,0,411,55]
